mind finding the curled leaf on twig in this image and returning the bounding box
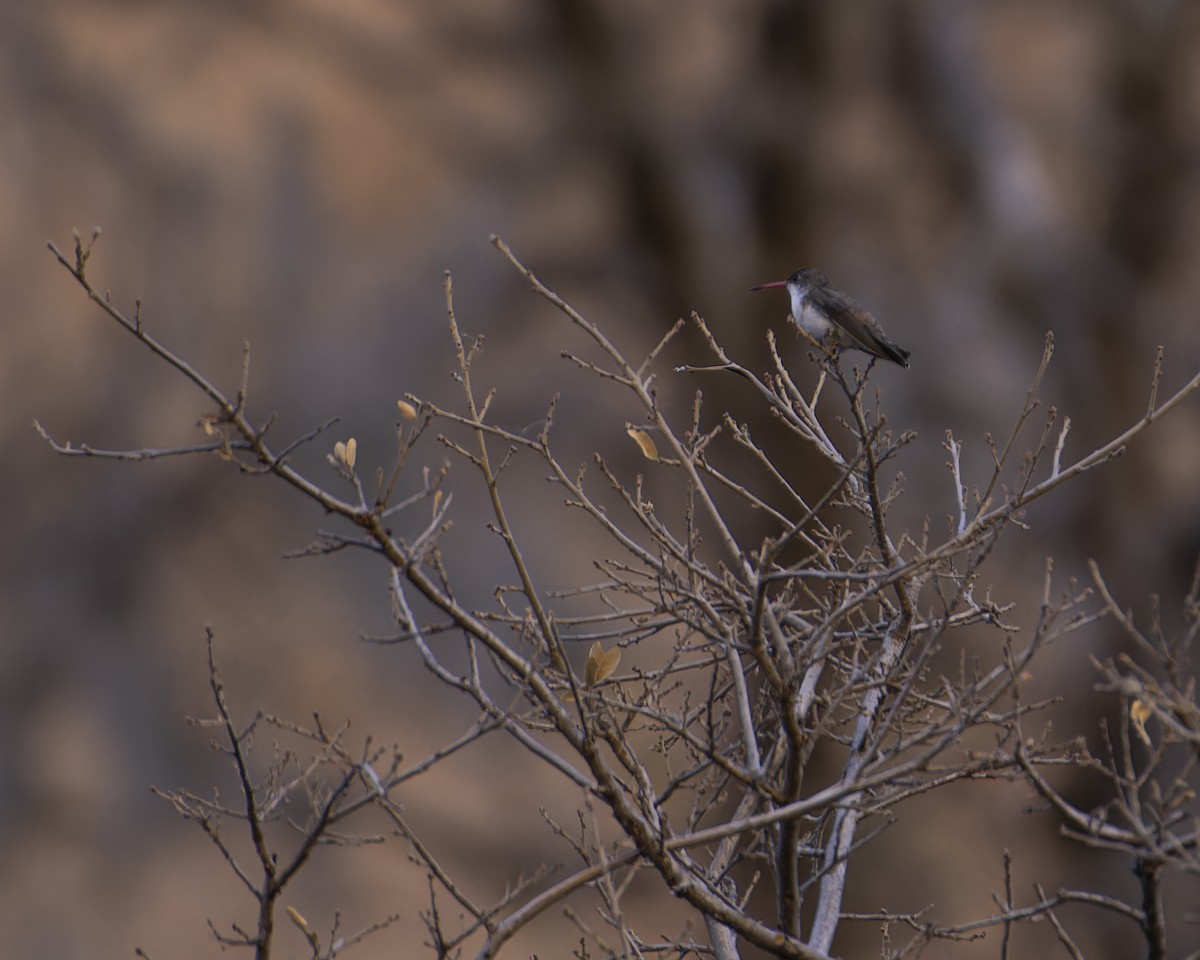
[585,640,621,687]
[626,426,659,462]
[334,438,357,470]
[286,906,310,932]
[1130,698,1152,746]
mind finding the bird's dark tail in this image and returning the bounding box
[882,340,911,368]
[870,336,910,368]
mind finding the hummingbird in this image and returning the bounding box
[751,268,910,368]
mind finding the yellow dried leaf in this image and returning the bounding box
[334,438,357,470]
[432,488,444,517]
[285,905,309,931]
[397,399,418,421]
[1130,699,1152,746]
[585,640,621,687]
[626,427,659,462]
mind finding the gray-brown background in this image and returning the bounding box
[5,2,1200,957]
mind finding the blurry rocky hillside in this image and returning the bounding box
[4,2,1200,957]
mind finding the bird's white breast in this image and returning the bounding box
[790,289,834,338]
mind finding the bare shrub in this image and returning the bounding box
[40,229,1200,959]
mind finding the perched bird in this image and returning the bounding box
[751,268,910,368]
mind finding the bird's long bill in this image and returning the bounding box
[749,280,788,291]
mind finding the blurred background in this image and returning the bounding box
[4,1,1200,957]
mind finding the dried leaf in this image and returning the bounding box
[433,488,444,517]
[1130,699,1152,746]
[285,905,310,931]
[334,437,357,470]
[585,640,621,687]
[626,427,659,462]
[397,399,418,421]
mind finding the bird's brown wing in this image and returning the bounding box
[823,289,910,367]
